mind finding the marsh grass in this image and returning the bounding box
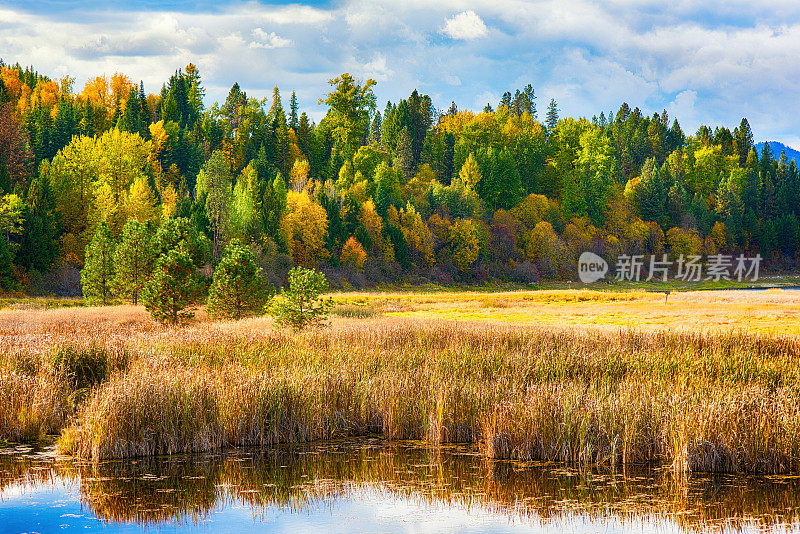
[2,298,800,474]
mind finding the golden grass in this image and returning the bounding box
[1,290,799,475]
[332,288,800,335]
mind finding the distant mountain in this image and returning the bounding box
[755,141,800,163]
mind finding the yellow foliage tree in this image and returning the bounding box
[525,221,570,278]
[458,152,482,189]
[449,218,480,272]
[400,203,435,268]
[161,183,179,219]
[709,221,728,253]
[280,190,329,267]
[359,199,394,262]
[666,227,703,257]
[290,158,310,192]
[127,175,159,223]
[511,193,553,230]
[48,129,153,259]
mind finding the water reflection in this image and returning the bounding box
[2,439,800,532]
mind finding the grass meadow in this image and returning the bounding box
[2,289,800,474]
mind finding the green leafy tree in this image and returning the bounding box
[207,239,271,320]
[112,219,155,304]
[270,266,332,331]
[141,248,202,324]
[197,150,233,260]
[80,223,116,305]
[320,73,376,160]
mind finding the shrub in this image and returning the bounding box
[270,267,332,331]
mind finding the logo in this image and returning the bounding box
[578,252,608,283]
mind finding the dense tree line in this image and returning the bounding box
[0,59,798,295]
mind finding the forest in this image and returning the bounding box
[0,60,798,295]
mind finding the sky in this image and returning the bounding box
[3,0,800,147]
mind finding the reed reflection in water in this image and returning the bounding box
[2,439,800,533]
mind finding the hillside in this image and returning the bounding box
[755,141,800,163]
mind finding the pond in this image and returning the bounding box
[2,439,800,533]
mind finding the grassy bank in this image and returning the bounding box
[1,295,799,475]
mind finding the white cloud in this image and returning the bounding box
[667,90,698,128]
[249,28,292,49]
[356,53,394,81]
[440,10,488,40]
[6,0,800,144]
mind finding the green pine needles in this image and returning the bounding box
[80,223,115,305]
[79,216,333,329]
[270,266,332,331]
[206,239,271,320]
[141,248,203,325]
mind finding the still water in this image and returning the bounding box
[2,439,800,533]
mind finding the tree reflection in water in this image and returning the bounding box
[2,439,800,532]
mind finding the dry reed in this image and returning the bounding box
[2,304,800,474]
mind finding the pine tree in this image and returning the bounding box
[546,99,559,130]
[269,266,332,331]
[206,239,270,319]
[81,98,96,137]
[112,220,155,304]
[119,87,141,135]
[395,127,414,182]
[500,91,512,109]
[289,91,299,130]
[734,118,754,167]
[141,247,202,324]
[666,119,685,152]
[369,111,382,145]
[81,223,116,305]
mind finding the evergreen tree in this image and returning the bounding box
[635,158,668,225]
[206,239,271,319]
[546,99,559,130]
[80,223,115,305]
[81,98,96,137]
[154,216,211,268]
[369,111,382,145]
[112,219,155,304]
[395,127,414,182]
[500,91,512,109]
[53,96,77,154]
[734,118,754,167]
[119,87,141,135]
[289,91,299,130]
[270,266,332,331]
[0,236,12,290]
[141,247,203,324]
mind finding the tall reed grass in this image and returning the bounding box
[2,305,800,474]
